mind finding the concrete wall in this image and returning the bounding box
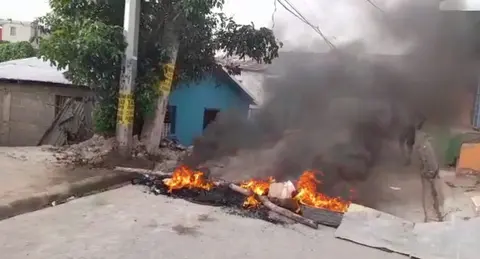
[168,75,252,146]
[0,81,91,146]
[1,22,33,42]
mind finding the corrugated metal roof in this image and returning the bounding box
[216,55,268,105]
[216,55,268,72]
[0,56,266,106]
[231,71,265,106]
[0,57,72,85]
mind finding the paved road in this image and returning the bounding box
[0,185,406,259]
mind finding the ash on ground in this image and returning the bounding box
[132,173,294,226]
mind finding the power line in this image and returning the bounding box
[271,0,277,29]
[276,0,336,50]
[281,0,336,49]
[273,0,383,50]
[365,0,384,13]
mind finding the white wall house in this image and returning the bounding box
[0,20,39,43]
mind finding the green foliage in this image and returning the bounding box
[0,41,36,62]
[93,96,118,134]
[38,0,281,135]
[37,0,126,134]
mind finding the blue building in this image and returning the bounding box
[165,67,263,146]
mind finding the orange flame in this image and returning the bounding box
[163,165,350,213]
[293,170,350,212]
[163,165,214,192]
[240,177,275,208]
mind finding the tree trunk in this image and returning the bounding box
[141,20,179,155]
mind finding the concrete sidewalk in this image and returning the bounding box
[0,146,138,220]
[0,185,406,259]
[439,169,480,220]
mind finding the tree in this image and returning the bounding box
[0,41,36,62]
[37,0,281,145]
[29,18,49,46]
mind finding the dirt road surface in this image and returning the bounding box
[0,146,76,203]
[0,185,406,259]
[0,146,115,205]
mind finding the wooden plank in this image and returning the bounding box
[37,98,74,146]
[257,195,318,229]
[83,98,93,132]
[301,206,344,228]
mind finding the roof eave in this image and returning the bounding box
[219,67,259,105]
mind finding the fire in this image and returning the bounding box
[162,165,350,213]
[163,165,214,192]
[293,170,350,212]
[239,171,350,213]
[240,177,275,208]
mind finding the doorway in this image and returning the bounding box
[203,108,220,130]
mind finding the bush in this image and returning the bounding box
[0,41,36,62]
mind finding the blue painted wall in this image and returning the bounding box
[168,74,253,146]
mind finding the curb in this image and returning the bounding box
[0,171,138,221]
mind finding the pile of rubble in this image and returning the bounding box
[53,135,117,164]
[152,138,193,172]
[52,134,192,167]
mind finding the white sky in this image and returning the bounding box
[1,0,479,51]
[0,0,50,21]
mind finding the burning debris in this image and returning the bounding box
[126,165,346,228]
[237,170,350,213]
[163,165,214,192]
[182,0,480,211]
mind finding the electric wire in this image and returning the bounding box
[276,0,336,49]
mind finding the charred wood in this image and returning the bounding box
[115,166,172,176]
[228,183,252,196]
[301,206,344,228]
[129,167,341,229]
[257,195,318,229]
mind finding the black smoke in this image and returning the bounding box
[185,1,479,198]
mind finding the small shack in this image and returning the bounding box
[0,57,94,146]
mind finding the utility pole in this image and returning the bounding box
[116,0,141,157]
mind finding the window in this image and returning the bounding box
[203,109,220,130]
[9,26,16,36]
[163,105,177,137]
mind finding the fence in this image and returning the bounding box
[37,96,94,146]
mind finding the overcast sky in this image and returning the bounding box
[0,0,479,51]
